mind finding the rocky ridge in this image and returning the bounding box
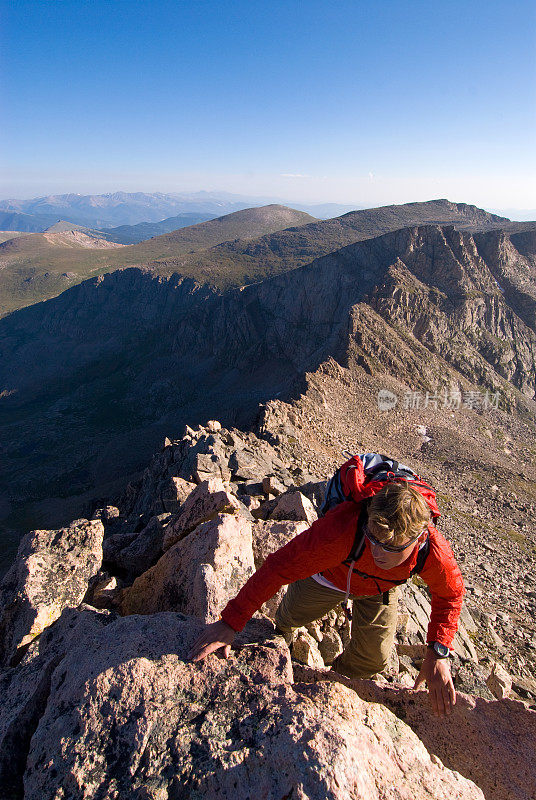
[0,419,534,798]
[41,230,125,249]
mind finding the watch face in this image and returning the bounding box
[435,642,449,657]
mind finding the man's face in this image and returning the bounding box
[365,522,426,570]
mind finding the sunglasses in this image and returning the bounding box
[364,525,426,553]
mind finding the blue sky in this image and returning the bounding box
[1,0,535,212]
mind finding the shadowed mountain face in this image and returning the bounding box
[0,223,535,564]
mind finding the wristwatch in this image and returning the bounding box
[427,641,450,658]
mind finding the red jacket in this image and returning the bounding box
[221,500,465,647]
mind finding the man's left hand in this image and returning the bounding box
[413,650,456,717]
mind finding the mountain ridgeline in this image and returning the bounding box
[0,191,259,228]
[0,220,535,565]
[0,199,516,318]
[0,205,316,318]
[141,198,513,286]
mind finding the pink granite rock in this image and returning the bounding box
[23,614,484,800]
[162,477,240,550]
[121,513,255,621]
[292,629,325,668]
[161,475,196,513]
[293,664,536,800]
[486,661,512,699]
[0,605,114,797]
[251,519,309,618]
[318,627,344,665]
[0,519,104,667]
[268,490,318,525]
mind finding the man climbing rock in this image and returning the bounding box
[188,456,464,718]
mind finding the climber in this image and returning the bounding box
[187,480,464,718]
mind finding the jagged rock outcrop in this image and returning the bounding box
[162,477,241,550]
[0,518,103,667]
[365,259,536,399]
[120,512,255,620]
[117,424,311,531]
[268,489,318,525]
[21,614,485,800]
[474,228,536,331]
[104,424,485,667]
[0,421,534,798]
[294,664,536,800]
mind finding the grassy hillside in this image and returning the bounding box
[148,199,513,287]
[0,231,27,245]
[0,205,316,317]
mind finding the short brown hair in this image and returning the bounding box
[367,482,431,546]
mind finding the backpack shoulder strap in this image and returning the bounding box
[342,501,369,564]
[410,532,431,575]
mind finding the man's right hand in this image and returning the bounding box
[187,619,236,662]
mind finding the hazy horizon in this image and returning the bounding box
[0,188,534,223]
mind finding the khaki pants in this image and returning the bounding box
[274,576,399,679]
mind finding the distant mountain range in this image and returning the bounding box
[98,213,220,244]
[0,191,253,228]
[0,191,360,231]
